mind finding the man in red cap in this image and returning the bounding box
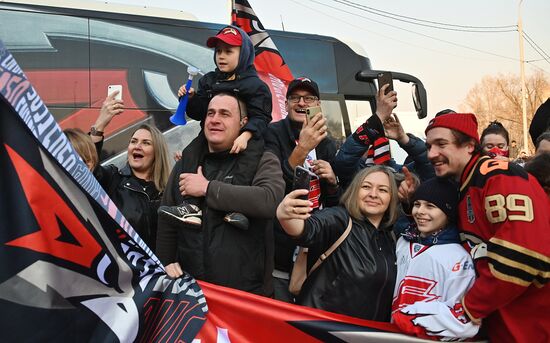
[412,112,550,342]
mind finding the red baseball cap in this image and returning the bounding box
[206,26,243,48]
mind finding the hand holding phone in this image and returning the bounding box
[108,85,123,101]
[306,106,322,123]
[377,72,393,95]
[293,166,311,200]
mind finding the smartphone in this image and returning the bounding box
[377,72,393,95]
[108,85,123,101]
[305,106,322,122]
[293,166,311,200]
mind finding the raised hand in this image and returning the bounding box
[398,166,418,202]
[311,159,337,186]
[276,189,313,221]
[383,113,409,145]
[298,112,327,152]
[177,86,195,98]
[375,84,397,123]
[90,92,124,142]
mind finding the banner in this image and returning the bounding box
[0,40,207,342]
[195,281,469,342]
[232,0,294,121]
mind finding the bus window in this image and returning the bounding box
[320,99,347,148]
[345,100,374,133]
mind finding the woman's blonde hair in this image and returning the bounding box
[130,124,171,192]
[63,128,98,171]
[340,165,400,226]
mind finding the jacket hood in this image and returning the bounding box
[213,25,256,78]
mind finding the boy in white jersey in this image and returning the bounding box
[392,177,480,341]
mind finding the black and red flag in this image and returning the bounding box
[232,0,294,121]
[0,40,207,342]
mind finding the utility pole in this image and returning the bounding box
[517,0,529,153]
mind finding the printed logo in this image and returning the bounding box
[222,27,238,36]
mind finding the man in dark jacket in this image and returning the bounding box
[156,92,285,296]
[264,77,340,302]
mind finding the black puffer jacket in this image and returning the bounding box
[295,206,397,321]
[94,164,161,251]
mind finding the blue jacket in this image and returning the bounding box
[333,114,434,189]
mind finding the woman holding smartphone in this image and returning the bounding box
[276,165,399,321]
[90,90,171,252]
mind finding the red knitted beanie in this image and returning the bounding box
[425,113,479,143]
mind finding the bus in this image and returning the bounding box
[0,0,427,164]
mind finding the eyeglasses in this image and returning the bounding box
[288,95,319,104]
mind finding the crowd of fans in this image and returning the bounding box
[66,25,550,342]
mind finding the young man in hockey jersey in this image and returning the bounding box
[392,177,478,341]
[401,112,550,343]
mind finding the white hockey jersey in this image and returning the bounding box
[392,237,479,341]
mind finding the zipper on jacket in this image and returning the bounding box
[123,182,152,238]
[372,232,390,320]
[123,182,152,201]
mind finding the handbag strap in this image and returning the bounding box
[308,217,353,276]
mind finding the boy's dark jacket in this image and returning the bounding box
[186,25,272,137]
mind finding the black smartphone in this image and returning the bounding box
[377,72,393,95]
[293,166,311,200]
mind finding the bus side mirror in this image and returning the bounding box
[356,70,428,119]
[412,83,426,119]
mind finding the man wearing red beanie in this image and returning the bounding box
[417,112,550,343]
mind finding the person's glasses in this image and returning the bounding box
[288,95,319,104]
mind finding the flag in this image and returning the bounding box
[194,281,458,342]
[0,40,207,342]
[232,0,293,121]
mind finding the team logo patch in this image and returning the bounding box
[222,27,238,36]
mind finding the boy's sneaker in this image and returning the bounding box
[224,212,249,230]
[158,203,202,227]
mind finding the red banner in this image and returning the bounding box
[194,281,460,342]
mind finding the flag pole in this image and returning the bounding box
[230,0,235,24]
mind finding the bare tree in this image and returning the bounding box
[460,71,550,153]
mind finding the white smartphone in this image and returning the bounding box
[108,84,123,101]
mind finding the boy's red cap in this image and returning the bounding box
[206,26,242,47]
[425,113,480,143]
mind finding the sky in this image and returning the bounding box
[89,0,549,143]
[95,0,549,128]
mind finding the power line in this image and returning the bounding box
[288,0,500,62]
[332,0,517,33]
[522,31,550,65]
[306,0,520,62]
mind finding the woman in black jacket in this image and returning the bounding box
[276,165,399,321]
[90,92,171,252]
